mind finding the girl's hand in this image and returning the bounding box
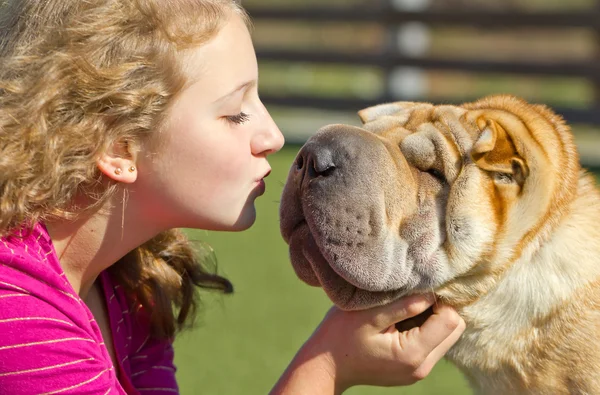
[271,294,465,394]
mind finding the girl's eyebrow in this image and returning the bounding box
[213,80,256,104]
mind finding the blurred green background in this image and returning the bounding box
[173,0,600,393]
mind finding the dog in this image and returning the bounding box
[279,95,600,394]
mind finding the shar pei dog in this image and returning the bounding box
[279,95,600,394]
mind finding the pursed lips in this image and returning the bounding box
[257,169,271,182]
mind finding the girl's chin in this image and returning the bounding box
[223,206,257,232]
[180,202,257,232]
[233,210,257,231]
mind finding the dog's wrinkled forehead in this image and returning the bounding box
[358,101,475,152]
[358,102,432,134]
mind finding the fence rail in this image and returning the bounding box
[255,49,598,78]
[248,8,600,29]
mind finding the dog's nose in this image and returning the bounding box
[296,144,337,179]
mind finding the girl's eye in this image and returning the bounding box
[225,112,250,125]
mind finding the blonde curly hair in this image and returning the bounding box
[0,0,250,338]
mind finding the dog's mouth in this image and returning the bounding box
[289,221,436,326]
[286,219,407,311]
[288,218,437,331]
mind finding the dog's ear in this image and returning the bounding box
[358,102,417,124]
[472,117,529,185]
[357,102,417,133]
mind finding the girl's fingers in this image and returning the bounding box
[412,304,464,354]
[369,294,436,330]
[412,312,466,380]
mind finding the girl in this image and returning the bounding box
[0,0,465,393]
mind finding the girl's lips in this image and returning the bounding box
[254,169,270,196]
[256,178,266,195]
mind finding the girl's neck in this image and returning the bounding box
[44,194,162,299]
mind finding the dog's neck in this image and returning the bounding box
[445,172,600,394]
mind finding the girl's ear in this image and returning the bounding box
[96,139,138,184]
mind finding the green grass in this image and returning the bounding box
[173,145,471,395]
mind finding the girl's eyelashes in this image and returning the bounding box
[225,112,250,125]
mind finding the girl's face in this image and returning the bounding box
[134,12,284,231]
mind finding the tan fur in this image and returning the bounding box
[280,95,600,394]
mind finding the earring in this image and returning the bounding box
[128,166,136,173]
[114,168,123,175]
[121,188,129,241]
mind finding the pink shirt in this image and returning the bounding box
[0,223,179,394]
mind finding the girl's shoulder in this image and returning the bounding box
[0,226,123,394]
[0,222,87,323]
[1,223,67,281]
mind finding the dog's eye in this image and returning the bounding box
[494,172,514,184]
[426,168,446,182]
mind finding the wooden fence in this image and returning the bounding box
[247,1,600,127]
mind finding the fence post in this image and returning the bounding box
[383,0,432,103]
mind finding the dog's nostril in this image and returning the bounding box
[300,144,338,179]
[309,159,336,178]
[296,155,304,170]
[320,165,336,177]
